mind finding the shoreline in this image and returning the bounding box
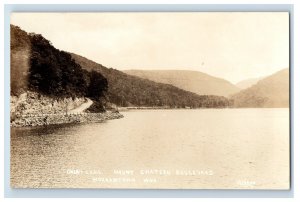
[117,106,289,111]
[10,107,289,127]
[11,111,124,127]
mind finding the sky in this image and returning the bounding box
[11,12,289,83]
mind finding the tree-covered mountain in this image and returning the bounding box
[10,24,31,95]
[71,53,233,108]
[123,70,240,97]
[11,25,108,101]
[231,68,289,108]
[11,24,232,109]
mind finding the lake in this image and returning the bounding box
[10,108,290,189]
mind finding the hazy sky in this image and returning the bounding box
[11,12,289,83]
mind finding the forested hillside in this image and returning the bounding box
[231,68,289,108]
[71,53,233,108]
[11,25,108,101]
[11,24,233,109]
[11,25,31,95]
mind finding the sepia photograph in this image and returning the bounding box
[10,12,290,189]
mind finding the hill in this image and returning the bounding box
[11,24,232,109]
[231,68,289,108]
[236,77,263,89]
[11,25,108,101]
[71,53,232,108]
[10,24,31,95]
[123,70,240,97]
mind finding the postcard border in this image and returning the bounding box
[4,4,294,198]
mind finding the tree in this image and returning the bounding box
[88,70,108,100]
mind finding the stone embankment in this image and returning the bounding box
[10,91,124,127]
[11,111,124,127]
[11,91,87,116]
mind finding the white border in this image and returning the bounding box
[1,0,299,201]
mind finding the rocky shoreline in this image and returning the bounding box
[11,111,124,127]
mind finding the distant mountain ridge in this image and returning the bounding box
[231,68,289,108]
[235,77,264,89]
[71,53,232,108]
[123,70,240,97]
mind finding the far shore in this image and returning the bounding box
[117,106,289,111]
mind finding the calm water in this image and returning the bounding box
[10,109,290,189]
